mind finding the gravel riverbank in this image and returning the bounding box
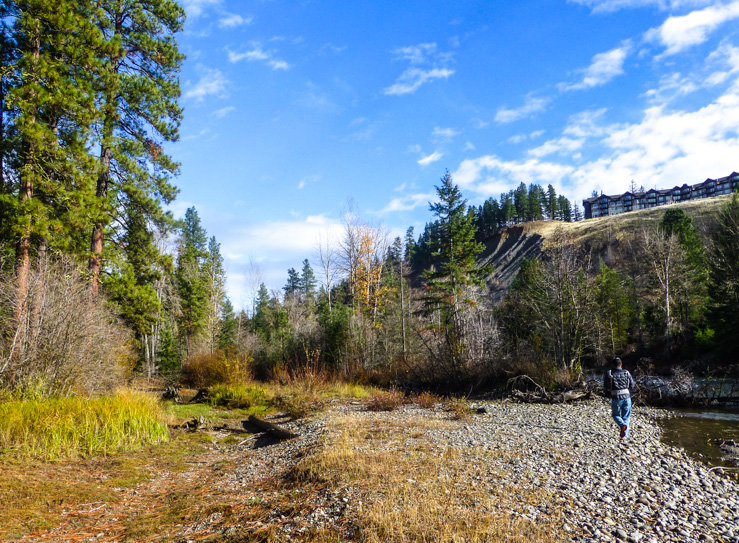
[285,399,739,543]
[462,399,739,543]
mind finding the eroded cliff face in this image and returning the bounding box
[477,195,727,302]
[479,225,544,302]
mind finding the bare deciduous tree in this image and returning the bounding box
[1,255,131,395]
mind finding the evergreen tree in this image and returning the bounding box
[88,0,184,294]
[403,226,416,263]
[557,195,572,222]
[300,258,317,298]
[204,236,226,353]
[284,267,301,297]
[547,185,558,220]
[423,171,490,369]
[217,298,238,351]
[176,207,208,357]
[513,182,528,223]
[2,0,102,323]
[527,184,545,221]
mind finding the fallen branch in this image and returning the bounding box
[245,415,298,440]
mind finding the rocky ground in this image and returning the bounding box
[460,400,739,543]
[18,398,739,543]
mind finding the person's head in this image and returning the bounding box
[612,357,622,368]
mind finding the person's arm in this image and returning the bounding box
[603,370,611,390]
[627,371,635,390]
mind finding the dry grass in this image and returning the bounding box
[533,195,730,248]
[366,388,406,411]
[0,431,209,541]
[413,391,442,409]
[294,413,566,543]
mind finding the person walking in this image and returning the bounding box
[604,357,635,440]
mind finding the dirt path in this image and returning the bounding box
[14,415,328,543]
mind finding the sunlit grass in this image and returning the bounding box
[0,389,168,460]
[294,413,565,543]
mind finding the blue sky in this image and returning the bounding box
[170,0,739,309]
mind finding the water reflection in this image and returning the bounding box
[660,408,739,470]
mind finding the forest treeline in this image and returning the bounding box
[1,3,738,398]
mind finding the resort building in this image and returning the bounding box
[582,171,739,219]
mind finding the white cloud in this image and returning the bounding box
[298,175,320,190]
[507,129,547,144]
[432,126,461,142]
[528,137,584,158]
[463,141,476,151]
[569,0,715,13]
[418,151,444,166]
[472,118,490,129]
[384,68,455,96]
[228,44,290,70]
[562,43,631,90]
[181,0,221,19]
[219,13,252,28]
[184,66,229,101]
[459,55,739,205]
[562,108,609,137]
[646,2,739,56]
[495,95,550,123]
[213,106,236,118]
[380,192,435,214]
[393,43,439,64]
[452,156,574,194]
[384,42,455,95]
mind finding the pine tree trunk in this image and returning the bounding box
[89,20,121,295]
[14,31,40,336]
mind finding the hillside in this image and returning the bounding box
[481,194,730,301]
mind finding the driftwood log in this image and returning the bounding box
[244,415,298,440]
[507,376,592,404]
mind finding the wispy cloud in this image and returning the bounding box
[384,68,454,96]
[569,0,715,14]
[384,42,455,95]
[181,0,221,19]
[219,13,252,28]
[380,192,435,214]
[298,175,320,190]
[418,151,444,166]
[528,137,584,158]
[645,2,739,56]
[457,49,739,203]
[561,43,631,90]
[213,106,236,119]
[495,94,550,123]
[228,44,290,70]
[184,66,229,102]
[432,126,460,142]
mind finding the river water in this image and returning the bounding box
[659,408,739,471]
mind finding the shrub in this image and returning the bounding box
[443,397,472,421]
[272,389,325,419]
[414,391,442,409]
[208,383,269,410]
[367,388,406,412]
[0,256,131,396]
[181,352,252,388]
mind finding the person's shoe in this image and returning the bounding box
[620,425,627,439]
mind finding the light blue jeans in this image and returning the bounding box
[611,397,632,437]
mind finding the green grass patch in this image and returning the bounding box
[208,383,271,411]
[0,389,168,460]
